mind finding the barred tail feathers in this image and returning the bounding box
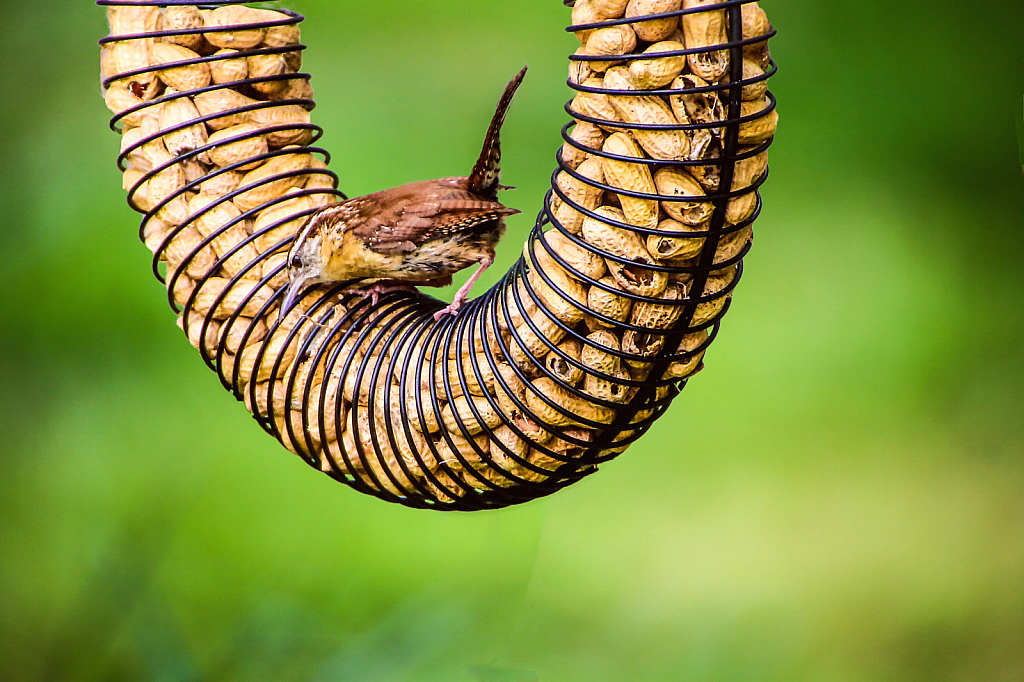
[468,66,528,198]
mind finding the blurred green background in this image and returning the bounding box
[1,1,1022,680]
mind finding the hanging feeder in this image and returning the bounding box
[98,0,778,510]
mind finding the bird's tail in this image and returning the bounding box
[468,66,527,199]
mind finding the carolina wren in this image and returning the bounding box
[283,67,528,319]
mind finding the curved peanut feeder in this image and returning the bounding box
[99,0,777,510]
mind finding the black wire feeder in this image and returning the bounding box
[98,0,777,510]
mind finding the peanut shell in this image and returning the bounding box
[210,49,249,85]
[599,133,659,230]
[570,77,621,131]
[551,156,605,234]
[625,0,680,42]
[628,41,686,89]
[150,43,210,92]
[158,95,209,158]
[654,167,713,226]
[207,123,269,171]
[561,121,606,170]
[603,67,690,161]
[738,97,779,144]
[647,217,704,260]
[234,150,314,212]
[681,0,729,82]
[158,7,205,51]
[587,276,633,327]
[191,277,273,320]
[203,6,268,49]
[545,339,584,387]
[581,25,637,72]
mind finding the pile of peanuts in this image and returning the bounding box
[100,1,775,508]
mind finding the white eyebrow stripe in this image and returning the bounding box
[288,204,346,261]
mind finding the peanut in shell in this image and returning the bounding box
[164,226,218,280]
[540,228,608,281]
[158,7,205,52]
[664,330,708,379]
[107,42,163,102]
[191,277,273,320]
[720,59,768,102]
[150,43,210,92]
[599,133,659,230]
[691,272,733,326]
[602,68,690,161]
[591,0,631,19]
[251,105,314,147]
[207,123,269,171]
[528,270,588,329]
[738,97,778,145]
[104,82,162,129]
[681,0,729,82]
[570,77,621,131]
[581,25,637,72]
[654,167,713,226]
[508,306,568,368]
[142,217,172,256]
[580,330,623,374]
[234,150,314,212]
[157,95,209,159]
[740,2,772,69]
[210,49,249,85]
[524,378,616,428]
[545,338,584,387]
[583,364,632,403]
[625,0,681,42]
[726,150,767,225]
[628,41,686,89]
[267,78,314,104]
[586,276,633,327]
[203,6,268,50]
[107,6,160,38]
[442,395,503,437]
[561,121,606,169]
[568,48,594,87]
[253,190,317,253]
[178,311,220,354]
[264,19,301,50]
[582,206,667,298]
[247,53,290,96]
[571,0,602,42]
[193,88,261,130]
[220,315,268,356]
[551,156,605,234]
[647,217,704,260]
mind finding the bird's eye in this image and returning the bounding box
[289,255,303,269]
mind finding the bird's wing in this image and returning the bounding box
[349,183,519,255]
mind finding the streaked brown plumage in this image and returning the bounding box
[283,66,528,319]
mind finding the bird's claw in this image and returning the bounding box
[433,296,467,321]
[355,282,418,307]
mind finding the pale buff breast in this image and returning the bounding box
[321,222,504,284]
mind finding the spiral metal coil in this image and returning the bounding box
[98,1,777,510]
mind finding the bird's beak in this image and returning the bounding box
[280,274,308,315]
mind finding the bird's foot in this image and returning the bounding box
[355,282,419,306]
[433,294,468,321]
[432,258,493,321]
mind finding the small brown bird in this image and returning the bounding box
[283,66,527,319]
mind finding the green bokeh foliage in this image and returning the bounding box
[0,1,1021,680]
